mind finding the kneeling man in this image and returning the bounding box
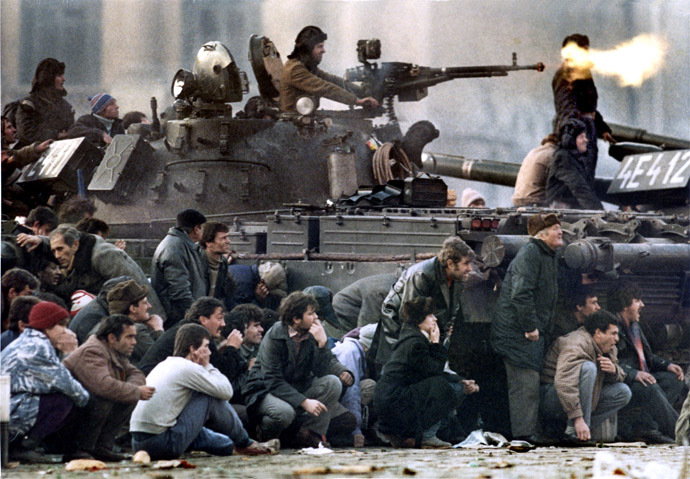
[540,310,631,443]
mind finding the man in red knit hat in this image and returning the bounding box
[2,301,89,463]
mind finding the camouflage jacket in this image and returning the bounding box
[1,328,89,438]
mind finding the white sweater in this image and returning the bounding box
[130,356,233,435]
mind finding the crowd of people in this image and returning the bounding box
[1,26,689,467]
[2,207,688,464]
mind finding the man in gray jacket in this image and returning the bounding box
[372,236,474,368]
[151,209,208,328]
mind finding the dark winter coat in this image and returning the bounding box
[151,227,208,327]
[374,257,463,366]
[615,316,671,387]
[69,275,131,344]
[546,140,603,210]
[242,321,350,411]
[491,238,559,371]
[373,325,455,439]
[15,89,74,147]
[67,113,125,146]
[552,65,611,140]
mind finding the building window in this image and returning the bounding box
[19,0,102,86]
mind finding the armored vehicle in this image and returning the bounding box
[4,36,689,362]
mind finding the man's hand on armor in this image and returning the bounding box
[668,363,684,381]
[602,132,616,144]
[57,131,69,140]
[635,371,657,386]
[138,385,156,400]
[356,97,380,109]
[309,319,328,348]
[114,239,127,250]
[524,329,539,342]
[16,233,42,251]
[339,371,354,387]
[301,398,327,416]
[102,133,113,144]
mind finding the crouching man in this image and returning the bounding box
[63,314,153,461]
[540,310,631,444]
[130,324,275,459]
[243,292,354,447]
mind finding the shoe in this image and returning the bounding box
[91,447,129,462]
[9,447,62,464]
[514,434,559,447]
[388,435,416,449]
[559,434,596,447]
[294,428,327,448]
[62,449,95,462]
[236,439,280,455]
[637,429,674,444]
[420,436,452,449]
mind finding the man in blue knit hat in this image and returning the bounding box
[67,92,124,146]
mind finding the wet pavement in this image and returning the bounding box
[1,444,686,479]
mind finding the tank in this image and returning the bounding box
[3,36,689,360]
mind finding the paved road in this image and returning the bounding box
[2,444,686,478]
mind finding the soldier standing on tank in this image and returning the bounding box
[552,33,616,182]
[280,25,380,112]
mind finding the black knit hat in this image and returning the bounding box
[176,209,206,229]
[288,26,327,59]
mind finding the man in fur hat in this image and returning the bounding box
[491,213,562,443]
[280,25,379,112]
[107,279,165,366]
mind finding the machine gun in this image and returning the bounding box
[344,39,544,120]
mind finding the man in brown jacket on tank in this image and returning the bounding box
[280,26,379,112]
[64,314,155,461]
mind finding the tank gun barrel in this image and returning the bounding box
[422,152,616,204]
[609,123,690,150]
[346,52,544,104]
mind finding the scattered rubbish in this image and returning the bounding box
[133,450,151,464]
[491,460,514,469]
[402,466,417,475]
[454,430,536,452]
[152,459,196,469]
[298,443,334,455]
[64,459,107,471]
[292,465,383,475]
[592,450,680,479]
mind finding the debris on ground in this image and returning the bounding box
[64,459,107,471]
[592,450,681,479]
[292,464,384,475]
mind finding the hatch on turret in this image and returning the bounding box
[248,34,283,104]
